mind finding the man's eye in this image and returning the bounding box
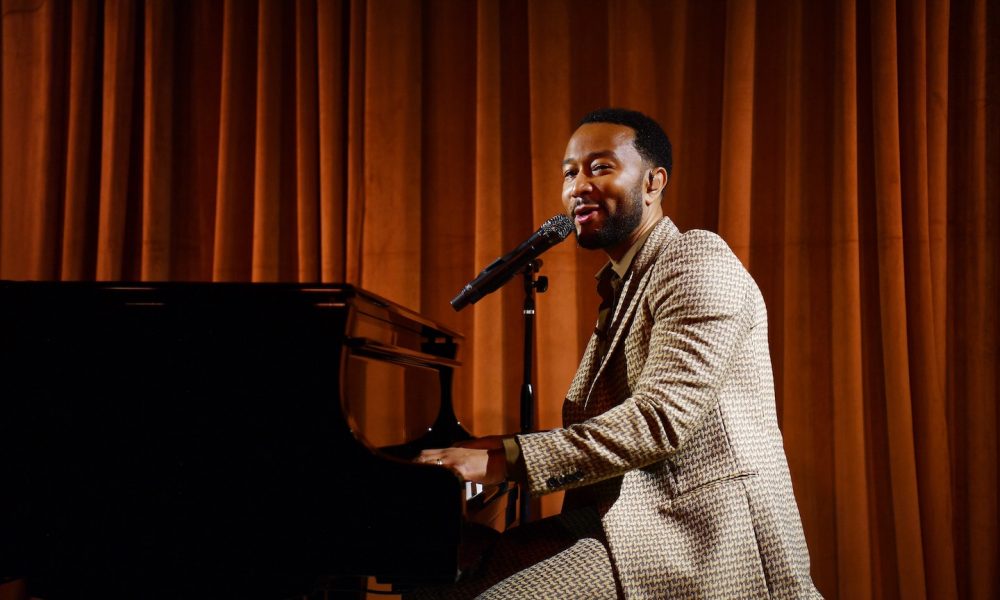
[592,163,611,172]
[563,169,577,179]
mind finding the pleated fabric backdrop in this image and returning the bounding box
[1,0,997,598]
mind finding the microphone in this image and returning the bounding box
[451,214,574,311]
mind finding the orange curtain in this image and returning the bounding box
[1,0,998,597]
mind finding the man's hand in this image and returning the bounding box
[417,445,507,484]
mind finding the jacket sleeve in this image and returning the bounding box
[516,233,752,496]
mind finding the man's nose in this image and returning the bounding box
[571,174,594,198]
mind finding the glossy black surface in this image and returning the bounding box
[0,282,504,598]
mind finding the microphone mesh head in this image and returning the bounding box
[541,214,574,241]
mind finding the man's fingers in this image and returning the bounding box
[416,449,446,465]
[414,448,491,482]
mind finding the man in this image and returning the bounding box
[418,108,819,598]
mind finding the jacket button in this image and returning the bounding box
[546,477,559,489]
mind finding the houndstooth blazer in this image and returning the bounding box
[516,217,821,598]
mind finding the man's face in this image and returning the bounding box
[561,123,648,253]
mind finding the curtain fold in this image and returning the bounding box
[948,1,998,597]
[830,1,872,596]
[314,0,346,283]
[96,0,136,280]
[141,0,172,280]
[251,0,283,283]
[171,0,221,281]
[897,1,958,597]
[870,0,927,596]
[1,1,997,597]
[294,0,320,283]
[212,0,255,281]
[471,0,506,436]
[360,0,421,307]
[1,0,63,280]
[61,0,100,280]
[717,0,755,266]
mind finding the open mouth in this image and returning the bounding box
[574,205,600,224]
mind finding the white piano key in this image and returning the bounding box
[464,481,485,500]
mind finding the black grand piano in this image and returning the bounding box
[0,282,516,598]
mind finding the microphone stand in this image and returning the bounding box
[519,259,547,524]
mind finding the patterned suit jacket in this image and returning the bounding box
[517,218,821,598]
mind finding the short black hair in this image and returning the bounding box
[577,108,673,176]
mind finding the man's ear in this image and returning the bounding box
[644,167,668,204]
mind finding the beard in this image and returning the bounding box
[575,182,644,251]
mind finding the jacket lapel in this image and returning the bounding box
[582,217,680,406]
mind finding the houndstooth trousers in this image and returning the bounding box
[405,507,619,599]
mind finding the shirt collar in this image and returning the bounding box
[595,222,658,282]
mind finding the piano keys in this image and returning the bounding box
[0,282,517,598]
